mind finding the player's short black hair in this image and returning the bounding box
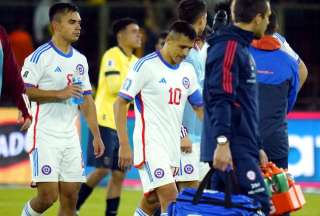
[169,21,197,41]
[177,0,207,24]
[233,0,270,23]
[158,31,169,40]
[49,2,79,22]
[265,9,277,35]
[112,18,138,35]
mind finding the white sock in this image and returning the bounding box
[134,207,149,216]
[21,201,41,216]
[160,213,168,216]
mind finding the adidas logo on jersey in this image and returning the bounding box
[159,78,167,84]
[54,66,62,72]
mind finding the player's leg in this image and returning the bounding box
[21,140,60,215]
[105,170,125,216]
[232,156,270,215]
[105,128,125,216]
[156,182,178,214]
[60,138,86,215]
[135,160,178,215]
[135,192,160,216]
[76,127,111,211]
[21,182,59,216]
[58,182,81,216]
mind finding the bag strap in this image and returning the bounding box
[192,166,233,208]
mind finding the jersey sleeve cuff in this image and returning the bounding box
[188,90,203,107]
[24,83,37,88]
[119,92,134,102]
[83,90,92,95]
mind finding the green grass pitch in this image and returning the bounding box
[0,187,319,215]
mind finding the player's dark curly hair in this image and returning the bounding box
[49,2,79,22]
[112,17,138,35]
[177,0,207,24]
[265,8,278,35]
[233,0,270,23]
[169,20,197,41]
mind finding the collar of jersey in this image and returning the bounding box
[156,50,180,70]
[49,41,73,58]
[251,35,281,51]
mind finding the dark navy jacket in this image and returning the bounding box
[249,36,299,160]
[201,25,260,162]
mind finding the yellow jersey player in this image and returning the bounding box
[76,18,142,216]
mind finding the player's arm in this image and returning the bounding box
[25,85,82,103]
[206,41,240,171]
[0,26,32,130]
[180,125,192,153]
[80,95,104,158]
[287,60,300,113]
[114,96,131,170]
[187,70,204,120]
[192,106,203,120]
[298,59,308,90]
[114,61,149,170]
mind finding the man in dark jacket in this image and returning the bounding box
[201,0,271,214]
[0,25,31,130]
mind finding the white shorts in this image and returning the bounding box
[28,133,86,183]
[138,155,179,194]
[175,144,210,182]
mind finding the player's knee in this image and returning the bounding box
[95,168,109,178]
[111,170,125,184]
[61,190,79,202]
[38,191,58,208]
[145,192,159,205]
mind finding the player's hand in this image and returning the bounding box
[118,143,133,171]
[93,136,105,158]
[181,136,192,153]
[58,85,82,100]
[213,142,233,171]
[17,111,32,131]
[259,149,268,166]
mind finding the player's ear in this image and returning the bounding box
[50,21,58,33]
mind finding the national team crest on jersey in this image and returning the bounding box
[41,165,52,175]
[184,164,194,174]
[182,77,190,89]
[76,64,85,75]
[246,170,256,181]
[154,168,164,178]
[107,59,114,67]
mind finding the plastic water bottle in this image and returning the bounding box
[70,71,84,105]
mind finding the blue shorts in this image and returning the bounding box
[86,126,120,170]
[211,155,270,215]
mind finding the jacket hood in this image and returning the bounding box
[251,35,281,51]
[207,24,255,46]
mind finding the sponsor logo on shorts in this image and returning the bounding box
[154,168,164,178]
[76,64,85,75]
[246,170,256,181]
[182,77,190,89]
[184,164,194,174]
[41,165,52,175]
